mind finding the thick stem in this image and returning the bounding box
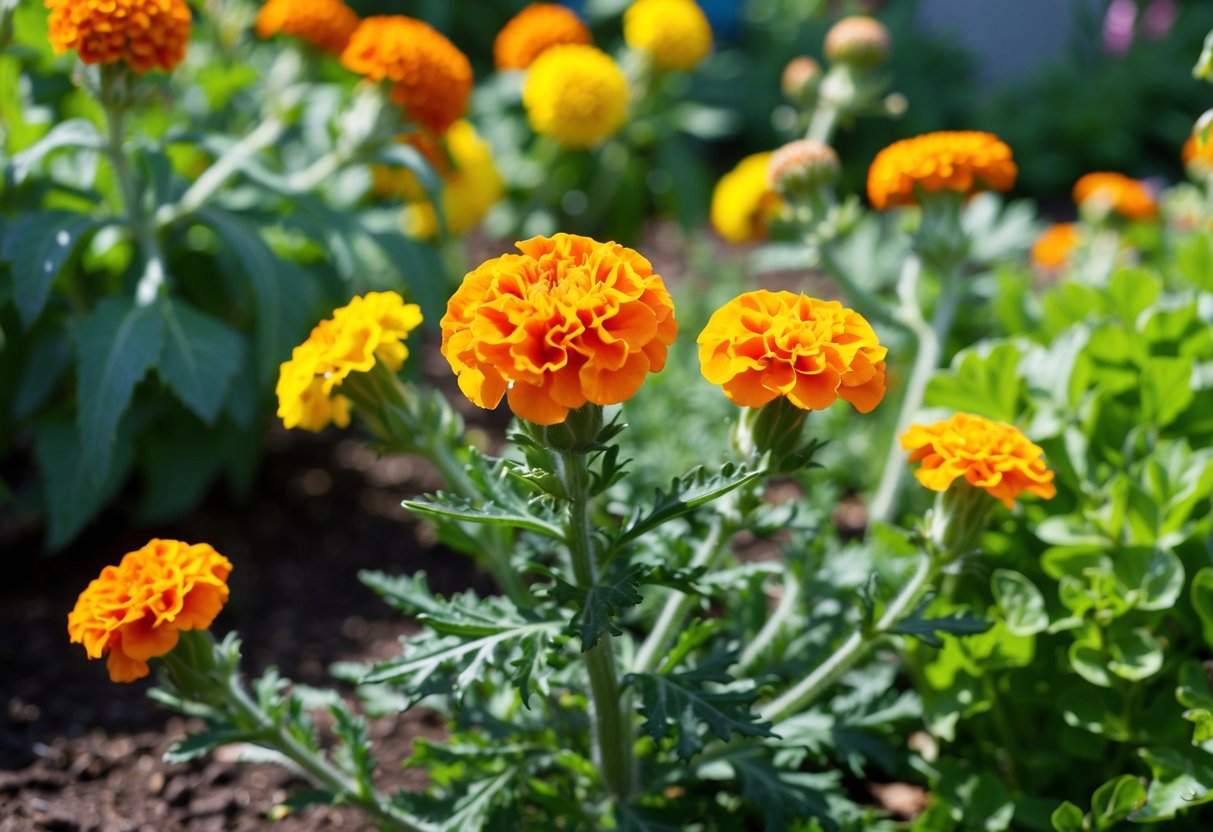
[558,446,634,801]
[805,103,839,145]
[759,551,938,723]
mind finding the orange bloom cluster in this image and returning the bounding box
[494,3,592,70]
[1072,172,1158,221]
[902,413,1056,509]
[45,0,192,73]
[441,234,678,425]
[254,0,359,55]
[341,16,472,135]
[867,131,1017,210]
[277,292,424,432]
[68,540,232,683]
[697,290,887,413]
[1030,223,1079,269]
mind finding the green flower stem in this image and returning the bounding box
[99,65,167,306]
[556,444,634,801]
[806,103,839,145]
[758,549,940,723]
[736,566,801,673]
[868,260,964,526]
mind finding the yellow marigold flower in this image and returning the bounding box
[441,233,678,426]
[824,15,891,68]
[623,0,713,72]
[697,290,887,413]
[277,292,424,432]
[902,413,1056,509]
[404,121,504,238]
[1183,130,1213,178]
[1030,223,1079,269]
[867,130,1017,210]
[1072,172,1158,221]
[494,3,592,70]
[45,0,192,73]
[341,16,472,135]
[254,0,359,55]
[523,44,628,148]
[711,152,783,244]
[68,540,232,683]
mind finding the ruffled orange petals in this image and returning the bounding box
[494,3,592,70]
[867,131,1016,210]
[46,0,192,72]
[68,540,232,683]
[276,292,423,433]
[1072,172,1158,221]
[254,0,359,54]
[341,16,472,135]
[1030,223,1079,269]
[901,413,1056,509]
[441,233,678,425]
[697,290,887,413]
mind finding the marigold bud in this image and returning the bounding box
[781,56,822,107]
[1072,172,1157,222]
[768,139,840,200]
[824,15,891,69]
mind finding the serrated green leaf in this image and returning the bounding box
[1,211,102,325]
[547,564,644,650]
[330,706,375,785]
[273,789,338,815]
[164,728,249,763]
[889,602,993,648]
[991,569,1049,636]
[731,756,839,832]
[620,463,764,545]
[402,492,564,540]
[73,296,165,480]
[158,298,246,424]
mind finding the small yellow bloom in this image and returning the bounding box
[45,0,192,73]
[902,413,1056,509]
[276,292,423,432]
[404,121,504,238]
[523,44,628,148]
[68,540,232,683]
[867,131,1017,210]
[710,152,783,244]
[623,0,713,72]
[1030,223,1079,269]
[1072,172,1158,221]
[494,3,592,70]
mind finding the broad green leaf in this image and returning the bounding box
[1050,801,1085,832]
[5,118,103,184]
[991,569,1049,636]
[12,323,71,420]
[1069,637,1111,687]
[1113,547,1183,612]
[1190,567,1213,649]
[136,414,228,524]
[73,297,165,480]
[157,298,246,424]
[1140,356,1194,429]
[619,463,764,545]
[1106,628,1163,682]
[1105,268,1160,325]
[925,342,1024,423]
[1184,709,1213,745]
[1090,775,1146,829]
[0,211,102,325]
[1131,747,1213,821]
[402,491,564,540]
[365,229,447,325]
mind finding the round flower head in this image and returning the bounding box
[769,139,840,198]
[824,15,891,68]
[46,0,192,73]
[623,0,713,72]
[1031,223,1079,269]
[277,292,424,432]
[494,3,592,70]
[781,56,822,106]
[867,130,1017,210]
[523,44,628,148]
[255,0,360,55]
[902,413,1056,509]
[1072,172,1158,221]
[341,16,472,135]
[441,234,678,426]
[1183,130,1213,179]
[697,290,887,413]
[711,152,783,244]
[68,540,232,683]
[403,121,504,238]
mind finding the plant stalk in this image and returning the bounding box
[736,567,801,673]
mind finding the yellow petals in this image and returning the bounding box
[523,45,628,148]
[46,0,192,73]
[710,153,783,244]
[867,131,1017,210]
[624,0,713,72]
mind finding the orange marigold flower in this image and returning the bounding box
[1072,172,1158,221]
[441,233,678,426]
[697,290,887,413]
[901,413,1056,509]
[341,16,473,135]
[867,131,1017,210]
[1030,223,1079,269]
[277,292,424,432]
[710,152,783,244]
[494,3,592,70]
[45,0,192,73]
[68,540,232,683]
[254,0,359,55]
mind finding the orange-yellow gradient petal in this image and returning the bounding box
[1072,172,1158,221]
[494,3,592,70]
[1030,223,1079,269]
[867,131,1016,210]
[255,0,359,54]
[46,0,192,72]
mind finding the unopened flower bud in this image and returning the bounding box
[883,92,908,118]
[824,16,891,69]
[768,139,840,200]
[781,56,822,106]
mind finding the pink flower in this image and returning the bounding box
[1103,0,1137,56]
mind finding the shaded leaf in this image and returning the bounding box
[158,298,246,424]
[1,211,102,325]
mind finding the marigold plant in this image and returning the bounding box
[623,0,713,72]
[68,540,232,683]
[341,15,472,135]
[1072,172,1158,220]
[710,152,782,243]
[697,290,888,413]
[901,412,1056,508]
[254,0,359,55]
[1031,222,1080,269]
[441,233,678,425]
[277,292,424,432]
[406,121,503,238]
[823,15,891,68]
[522,44,628,149]
[45,0,192,73]
[494,3,592,71]
[768,139,840,197]
[866,130,1017,210]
